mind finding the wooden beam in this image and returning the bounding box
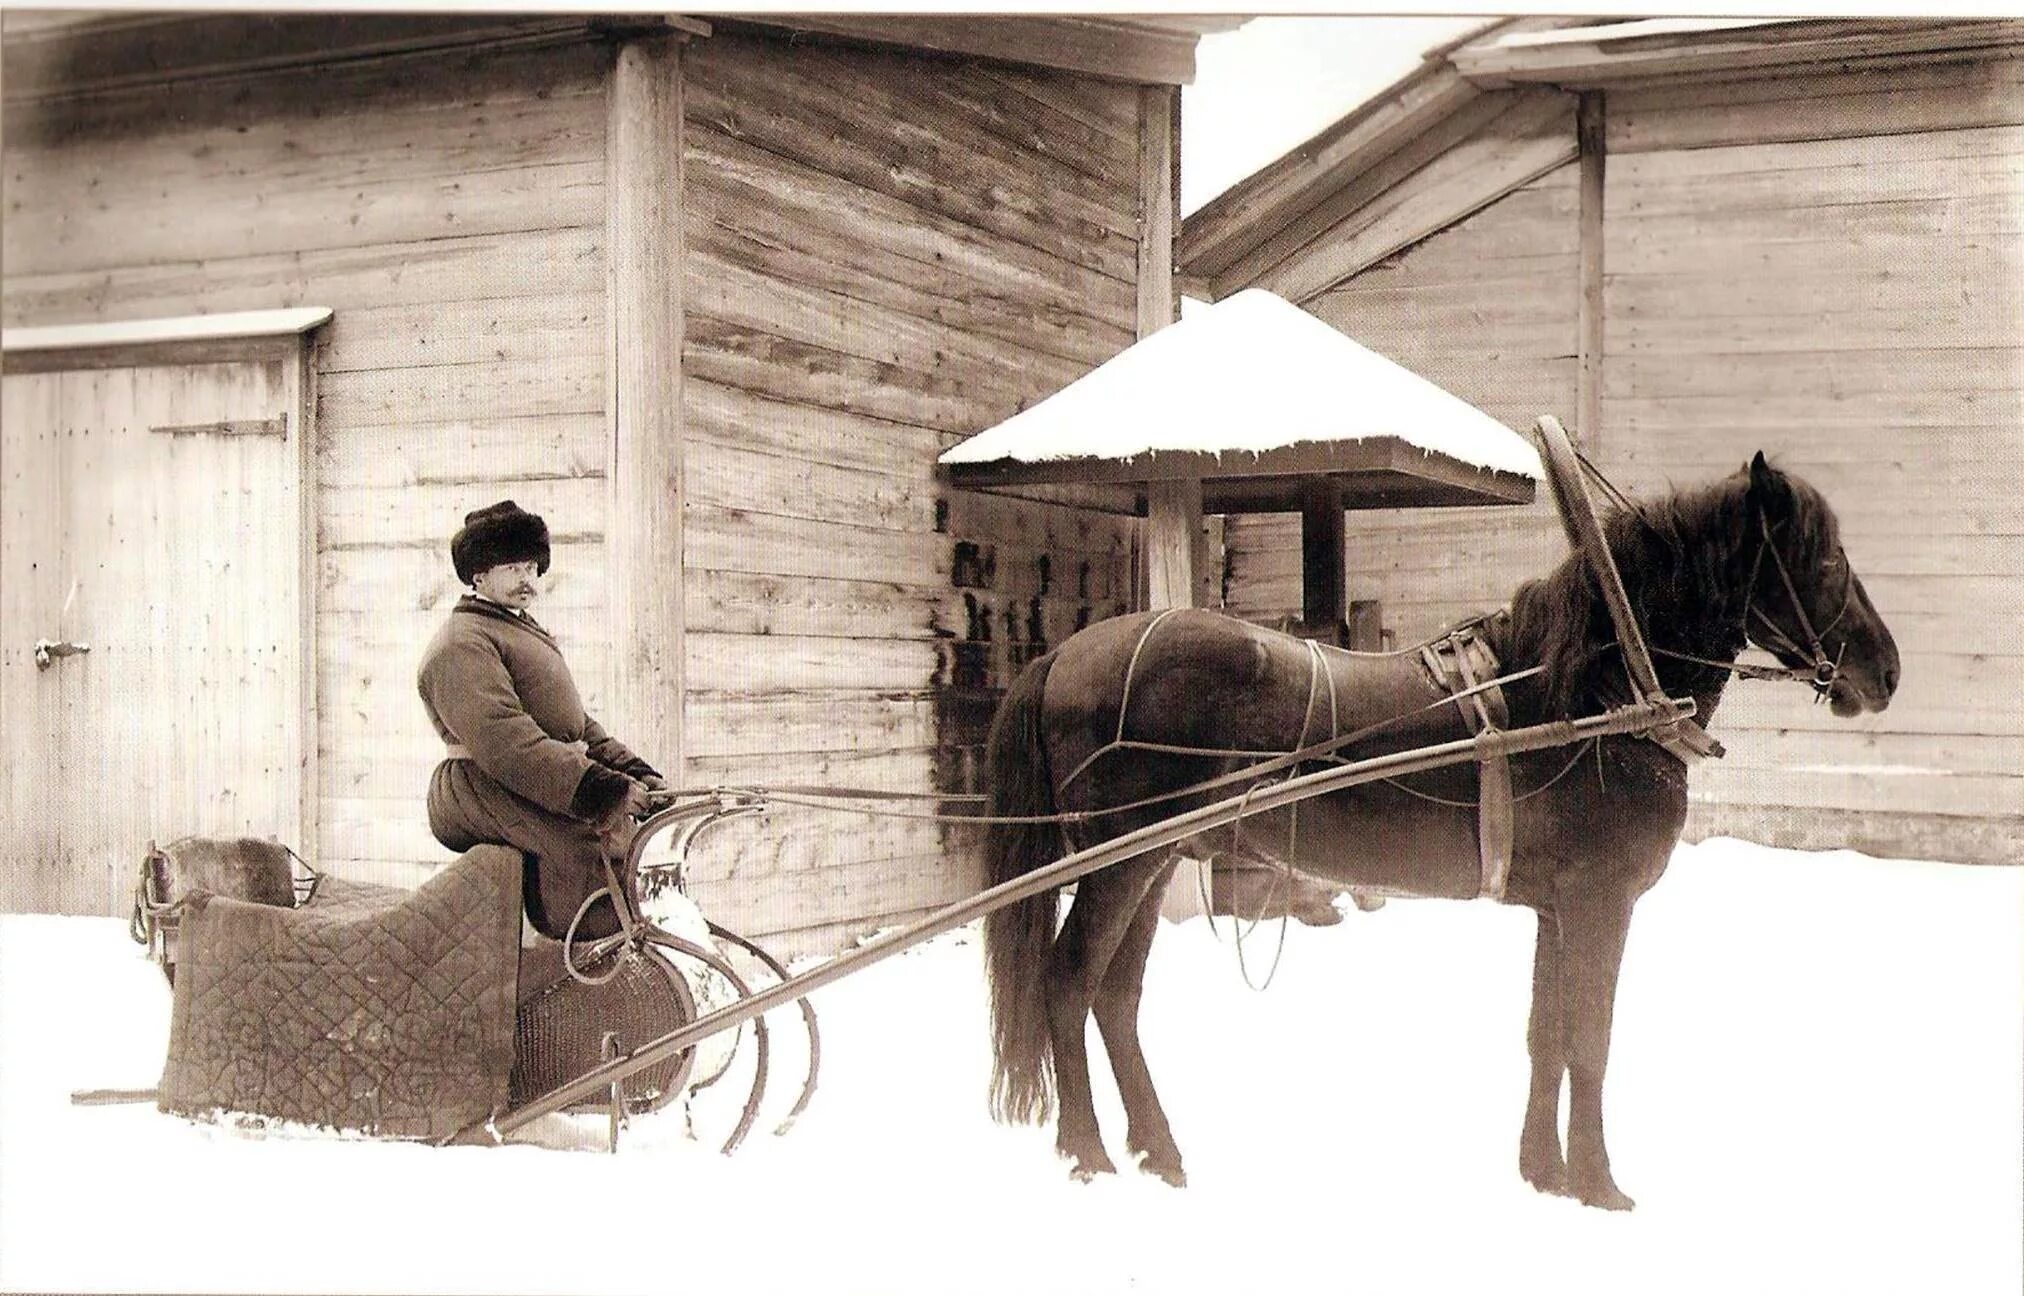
[733,15,1212,86]
[1251,90,1577,305]
[1,12,602,103]
[1577,90,1606,454]
[1451,17,2024,88]
[607,35,687,784]
[1300,476,1346,639]
[1181,63,1482,281]
[1137,83,1195,615]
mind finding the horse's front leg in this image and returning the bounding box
[1555,880,1640,1210]
[1519,906,1569,1195]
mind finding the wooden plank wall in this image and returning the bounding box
[676,33,1143,953]
[1604,53,2024,862]
[1221,164,1580,642]
[4,41,617,890]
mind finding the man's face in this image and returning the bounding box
[472,560,541,611]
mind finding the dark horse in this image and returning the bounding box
[979,454,1899,1208]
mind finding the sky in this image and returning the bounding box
[1180,15,1490,215]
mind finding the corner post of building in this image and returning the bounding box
[1299,475,1346,643]
[608,30,689,783]
[1576,89,1606,456]
[1139,83,1199,611]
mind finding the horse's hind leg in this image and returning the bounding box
[1093,862,1187,1187]
[1045,854,1169,1180]
[1520,907,1569,1195]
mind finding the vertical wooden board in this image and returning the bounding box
[0,372,65,908]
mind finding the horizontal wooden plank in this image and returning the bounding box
[679,809,949,885]
[690,133,1132,349]
[1609,51,2024,153]
[685,854,977,953]
[317,412,608,491]
[10,78,601,220]
[317,538,605,612]
[1685,763,2018,818]
[317,292,602,374]
[1682,804,2020,866]
[1608,274,2023,359]
[1610,122,2023,207]
[684,315,1013,437]
[684,377,950,476]
[1602,347,2024,400]
[1601,387,2022,431]
[1696,728,2022,777]
[1611,223,2022,290]
[319,473,603,550]
[976,62,1139,146]
[684,33,1137,285]
[688,631,942,694]
[317,354,603,437]
[6,37,610,147]
[689,443,934,534]
[3,226,602,326]
[685,246,1087,408]
[8,155,604,277]
[686,690,942,758]
[905,53,1139,190]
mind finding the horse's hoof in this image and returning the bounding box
[1572,1178,1636,1212]
[1136,1154,1187,1188]
[1063,1149,1116,1182]
[1521,1160,1567,1197]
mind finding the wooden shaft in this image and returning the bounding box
[447,692,1694,1143]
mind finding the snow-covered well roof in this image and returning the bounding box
[939,289,1544,489]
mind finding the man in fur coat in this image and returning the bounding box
[417,500,670,940]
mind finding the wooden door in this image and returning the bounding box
[1,352,310,915]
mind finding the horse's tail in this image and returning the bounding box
[982,648,1065,1127]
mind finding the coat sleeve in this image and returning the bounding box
[582,715,660,782]
[420,635,635,822]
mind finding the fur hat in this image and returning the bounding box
[451,500,550,585]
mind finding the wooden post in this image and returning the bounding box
[1576,90,1606,455]
[1299,475,1346,643]
[1137,82,1188,611]
[607,35,686,781]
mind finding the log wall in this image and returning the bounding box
[4,40,614,892]
[6,31,1153,945]
[1604,53,2024,861]
[673,33,1144,950]
[1218,49,2024,864]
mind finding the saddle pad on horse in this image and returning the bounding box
[156,846,523,1139]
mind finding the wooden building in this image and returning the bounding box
[0,12,1239,954]
[1181,17,2024,864]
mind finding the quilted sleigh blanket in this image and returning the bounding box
[156,845,524,1139]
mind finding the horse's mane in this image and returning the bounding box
[1487,462,1838,717]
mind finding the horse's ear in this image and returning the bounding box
[1746,451,1786,515]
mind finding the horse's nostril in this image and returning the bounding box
[1882,662,1901,696]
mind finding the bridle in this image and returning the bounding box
[1650,507,1852,702]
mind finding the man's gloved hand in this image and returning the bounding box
[638,772,679,812]
[620,781,657,820]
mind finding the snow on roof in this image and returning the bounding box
[940,289,1544,481]
[1,307,334,352]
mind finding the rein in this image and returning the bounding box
[1578,454,1850,704]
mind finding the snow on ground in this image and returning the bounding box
[2,837,2017,1296]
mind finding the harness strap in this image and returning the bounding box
[1422,629,1515,901]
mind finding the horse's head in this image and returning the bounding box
[1743,453,1900,717]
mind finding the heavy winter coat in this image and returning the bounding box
[417,596,659,937]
